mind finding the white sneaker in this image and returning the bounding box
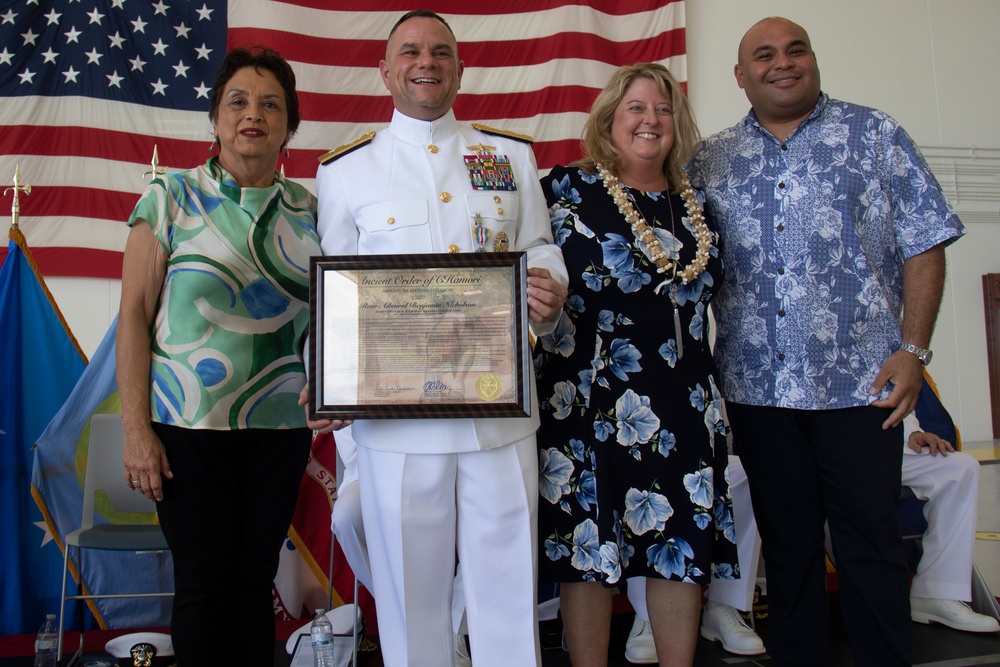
[454,633,473,667]
[910,597,1000,633]
[700,604,766,656]
[624,616,657,664]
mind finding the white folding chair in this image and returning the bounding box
[57,414,173,667]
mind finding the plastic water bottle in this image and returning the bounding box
[33,614,58,667]
[310,608,336,667]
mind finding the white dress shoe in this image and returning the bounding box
[910,597,1000,633]
[700,604,766,656]
[624,616,657,664]
[454,633,473,667]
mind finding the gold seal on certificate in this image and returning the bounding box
[309,252,532,420]
[475,372,503,401]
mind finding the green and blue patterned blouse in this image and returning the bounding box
[129,158,320,430]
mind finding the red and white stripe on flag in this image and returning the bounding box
[0,0,685,278]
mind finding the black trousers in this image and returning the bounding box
[153,423,312,667]
[726,403,911,667]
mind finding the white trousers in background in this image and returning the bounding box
[629,450,981,618]
[902,449,979,601]
[358,436,541,667]
[331,478,468,633]
[628,455,760,618]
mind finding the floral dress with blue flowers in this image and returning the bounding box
[535,165,738,586]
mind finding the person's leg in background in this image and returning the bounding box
[904,450,999,632]
[700,455,765,656]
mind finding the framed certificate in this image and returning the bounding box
[309,252,531,420]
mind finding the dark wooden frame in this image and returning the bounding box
[309,252,530,420]
[984,273,1000,438]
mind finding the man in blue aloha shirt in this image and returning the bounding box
[688,16,966,667]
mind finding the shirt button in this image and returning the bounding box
[440,192,451,203]
[776,224,784,231]
[779,309,786,317]
[778,182,786,189]
[493,196,502,204]
[497,208,504,215]
[448,244,460,253]
[387,217,395,225]
[427,144,438,153]
[781,144,788,151]
[777,267,785,274]
[778,353,786,361]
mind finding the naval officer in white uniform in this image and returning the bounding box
[314,10,568,667]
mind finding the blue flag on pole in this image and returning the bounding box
[32,316,173,632]
[0,227,86,635]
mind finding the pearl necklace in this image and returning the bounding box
[596,163,712,285]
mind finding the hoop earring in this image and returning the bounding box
[284,147,290,159]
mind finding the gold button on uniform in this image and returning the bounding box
[497,208,504,215]
[387,217,395,225]
[427,144,438,153]
[493,196,501,204]
[440,192,451,203]
[448,244,460,253]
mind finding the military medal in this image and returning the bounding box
[474,213,490,252]
[465,144,517,191]
[493,232,509,252]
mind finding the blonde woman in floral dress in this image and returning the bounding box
[535,63,738,667]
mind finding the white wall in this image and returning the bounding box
[46,0,1000,440]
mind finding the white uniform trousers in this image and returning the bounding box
[706,455,760,611]
[902,449,980,601]
[358,435,541,667]
[628,456,760,617]
[331,478,469,633]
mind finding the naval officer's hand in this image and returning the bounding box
[526,267,568,324]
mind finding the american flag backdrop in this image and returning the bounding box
[0,0,686,279]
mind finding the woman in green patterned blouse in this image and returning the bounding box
[116,46,320,666]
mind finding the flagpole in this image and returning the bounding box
[3,164,31,232]
[143,145,167,181]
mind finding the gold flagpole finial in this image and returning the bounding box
[3,164,32,232]
[143,144,167,180]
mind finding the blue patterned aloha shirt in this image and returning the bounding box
[129,158,320,430]
[688,94,966,410]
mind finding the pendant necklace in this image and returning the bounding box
[627,188,684,359]
[597,164,713,361]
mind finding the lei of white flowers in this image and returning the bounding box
[596,162,712,285]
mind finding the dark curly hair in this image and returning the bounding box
[209,46,300,140]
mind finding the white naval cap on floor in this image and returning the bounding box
[104,632,174,667]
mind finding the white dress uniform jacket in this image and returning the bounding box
[316,109,567,455]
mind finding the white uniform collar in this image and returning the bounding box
[388,108,461,145]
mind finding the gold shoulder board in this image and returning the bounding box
[318,131,377,165]
[471,123,534,144]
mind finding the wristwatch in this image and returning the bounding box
[899,342,933,366]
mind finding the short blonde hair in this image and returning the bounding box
[574,63,700,191]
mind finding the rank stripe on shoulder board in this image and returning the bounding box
[318,131,377,165]
[471,123,534,144]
